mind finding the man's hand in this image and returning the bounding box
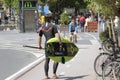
[59,43,62,48]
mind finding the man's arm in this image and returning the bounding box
[69,23,71,33]
[55,33,62,44]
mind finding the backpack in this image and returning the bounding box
[80,20,85,25]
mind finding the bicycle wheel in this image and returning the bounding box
[102,39,113,53]
[115,64,120,80]
[94,52,111,76]
[102,61,120,80]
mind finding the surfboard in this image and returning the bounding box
[46,37,79,64]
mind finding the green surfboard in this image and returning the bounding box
[45,38,79,64]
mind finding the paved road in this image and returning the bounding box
[0,30,45,57]
[0,30,102,80]
[0,30,44,80]
[12,31,102,80]
[0,49,37,80]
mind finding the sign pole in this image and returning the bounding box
[98,13,100,41]
[21,0,25,32]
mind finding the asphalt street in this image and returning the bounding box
[0,49,37,80]
[0,30,43,80]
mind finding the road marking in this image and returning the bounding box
[0,43,44,58]
[85,33,98,40]
[90,40,100,45]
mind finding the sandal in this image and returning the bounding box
[45,76,50,80]
[53,74,58,79]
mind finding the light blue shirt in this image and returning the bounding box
[69,22,78,32]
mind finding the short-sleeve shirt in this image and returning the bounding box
[39,23,58,42]
[69,22,78,32]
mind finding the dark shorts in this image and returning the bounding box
[70,30,75,32]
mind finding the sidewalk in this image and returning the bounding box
[16,43,101,80]
[3,31,102,80]
[0,30,45,58]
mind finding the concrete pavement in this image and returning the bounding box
[0,49,37,80]
[2,30,103,80]
[0,30,45,80]
[16,43,101,80]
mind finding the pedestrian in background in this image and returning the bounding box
[37,16,42,31]
[69,17,78,42]
[76,15,80,30]
[79,14,85,32]
[4,15,8,24]
[0,17,2,25]
[84,15,92,32]
[114,16,119,30]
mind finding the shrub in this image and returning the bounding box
[99,28,109,41]
[59,12,70,25]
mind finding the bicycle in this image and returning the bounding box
[101,20,119,53]
[101,38,114,53]
[101,29,119,53]
[94,40,120,77]
[94,18,120,79]
[102,60,120,80]
[70,32,77,43]
[94,51,112,77]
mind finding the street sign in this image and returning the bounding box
[44,5,49,15]
[38,6,42,12]
[24,1,32,8]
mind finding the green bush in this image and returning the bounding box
[99,28,109,41]
[59,12,70,25]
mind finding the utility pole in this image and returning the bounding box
[10,0,11,19]
[21,0,25,32]
[97,13,100,41]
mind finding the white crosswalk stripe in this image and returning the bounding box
[0,42,44,58]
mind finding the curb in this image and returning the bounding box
[5,56,45,80]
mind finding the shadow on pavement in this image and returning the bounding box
[58,75,89,80]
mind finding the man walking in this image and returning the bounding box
[38,14,62,79]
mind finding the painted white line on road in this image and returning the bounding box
[5,56,45,80]
[85,33,98,40]
[0,44,44,58]
[85,33,100,45]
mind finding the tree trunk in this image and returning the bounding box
[116,8,120,47]
[75,7,78,16]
